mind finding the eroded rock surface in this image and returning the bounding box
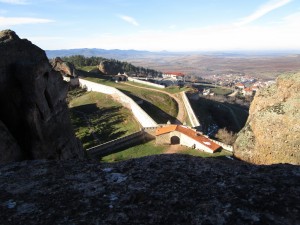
[234,73,300,165]
[0,30,85,163]
[0,154,299,225]
[51,57,78,77]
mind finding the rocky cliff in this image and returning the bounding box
[234,73,300,165]
[0,155,299,225]
[51,57,78,77]
[0,30,85,163]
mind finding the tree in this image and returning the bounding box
[215,128,237,145]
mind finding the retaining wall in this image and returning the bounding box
[209,139,233,152]
[87,131,153,158]
[181,92,201,128]
[128,77,165,89]
[79,78,158,128]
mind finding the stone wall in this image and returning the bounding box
[78,79,158,128]
[128,77,165,89]
[181,92,201,128]
[87,131,153,158]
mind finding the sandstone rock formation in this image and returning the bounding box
[234,73,300,165]
[0,154,299,224]
[51,57,78,77]
[0,30,85,163]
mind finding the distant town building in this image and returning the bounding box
[162,72,185,81]
[242,87,254,96]
[235,83,245,89]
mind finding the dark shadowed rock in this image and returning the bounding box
[234,73,300,165]
[0,154,299,224]
[0,30,85,163]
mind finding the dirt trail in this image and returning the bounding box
[165,144,187,154]
[122,82,186,124]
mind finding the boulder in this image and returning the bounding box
[234,73,300,165]
[0,30,85,163]
[51,57,77,77]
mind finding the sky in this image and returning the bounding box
[1,0,300,51]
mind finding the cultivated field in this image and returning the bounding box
[124,54,300,80]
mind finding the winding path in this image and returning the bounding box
[122,82,186,124]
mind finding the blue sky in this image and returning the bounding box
[1,0,300,51]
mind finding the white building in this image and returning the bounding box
[155,125,221,153]
[162,72,185,81]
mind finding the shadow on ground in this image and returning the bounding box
[69,104,127,148]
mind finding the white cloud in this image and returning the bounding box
[0,0,29,4]
[235,0,293,26]
[0,16,54,26]
[118,15,139,26]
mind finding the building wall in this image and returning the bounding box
[181,92,201,128]
[128,77,165,89]
[79,78,158,128]
[156,130,215,153]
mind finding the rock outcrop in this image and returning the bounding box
[98,60,120,75]
[51,57,78,77]
[234,73,300,165]
[0,30,85,163]
[0,154,299,224]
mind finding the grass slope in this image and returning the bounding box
[68,89,140,149]
[101,140,232,163]
[84,77,178,124]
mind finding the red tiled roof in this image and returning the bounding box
[155,125,221,152]
[164,72,185,76]
[235,83,245,87]
[155,125,177,136]
[244,87,253,92]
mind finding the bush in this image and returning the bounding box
[215,128,237,145]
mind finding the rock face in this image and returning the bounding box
[98,60,119,75]
[0,30,85,163]
[234,73,300,165]
[51,57,78,77]
[0,155,299,225]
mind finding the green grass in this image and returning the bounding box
[84,77,178,124]
[127,80,192,94]
[101,140,167,162]
[79,66,98,72]
[69,91,140,149]
[178,148,232,157]
[101,140,232,163]
[211,87,233,96]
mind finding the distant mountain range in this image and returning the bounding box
[46,48,300,60]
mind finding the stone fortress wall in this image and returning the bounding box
[79,79,158,128]
[180,92,201,128]
[128,77,165,89]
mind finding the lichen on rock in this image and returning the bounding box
[234,72,300,165]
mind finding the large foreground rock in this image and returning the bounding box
[234,73,300,165]
[0,155,299,225]
[0,30,85,163]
